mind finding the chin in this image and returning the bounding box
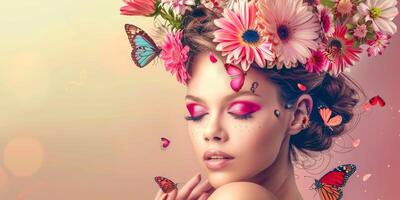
[206,171,244,188]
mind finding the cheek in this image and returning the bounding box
[226,110,285,170]
[188,123,206,162]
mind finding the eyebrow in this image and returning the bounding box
[185,91,261,104]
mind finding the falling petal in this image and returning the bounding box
[363,173,372,182]
[297,83,307,92]
[352,138,361,147]
[363,102,371,111]
[209,52,218,63]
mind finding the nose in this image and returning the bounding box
[203,113,228,143]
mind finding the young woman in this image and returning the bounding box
[120,0,398,199]
[154,5,363,200]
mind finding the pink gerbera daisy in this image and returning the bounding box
[324,25,362,76]
[160,31,191,85]
[257,0,321,69]
[318,5,335,37]
[305,49,327,74]
[213,0,273,72]
[120,0,156,16]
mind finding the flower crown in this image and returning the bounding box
[120,0,398,86]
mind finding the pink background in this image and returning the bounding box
[0,1,399,199]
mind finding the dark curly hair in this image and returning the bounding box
[180,6,365,162]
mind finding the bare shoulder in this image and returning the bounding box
[208,182,278,200]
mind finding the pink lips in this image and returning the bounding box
[203,150,235,170]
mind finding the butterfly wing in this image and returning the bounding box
[124,24,161,68]
[319,108,332,125]
[319,107,342,127]
[320,164,357,188]
[161,137,170,148]
[317,184,343,200]
[327,115,342,127]
[224,64,245,92]
[154,176,177,193]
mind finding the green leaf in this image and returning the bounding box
[347,23,355,30]
[320,0,335,8]
[366,32,377,40]
[353,39,361,48]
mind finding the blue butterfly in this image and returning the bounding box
[124,24,161,68]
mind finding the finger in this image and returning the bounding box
[176,173,202,200]
[198,192,212,200]
[160,193,168,200]
[155,189,163,200]
[166,189,177,200]
[186,179,213,200]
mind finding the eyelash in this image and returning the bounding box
[184,112,253,122]
[184,114,208,121]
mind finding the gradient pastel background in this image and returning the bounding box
[0,1,399,200]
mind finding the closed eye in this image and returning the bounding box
[228,112,253,120]
[184,113,209,122]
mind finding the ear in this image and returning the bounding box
[286,94,313,136]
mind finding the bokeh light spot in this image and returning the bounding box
[3,136,45,177]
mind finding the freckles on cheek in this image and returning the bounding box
[191,126,202,137]
[189,125,206,161]
[228,120,263,143]
[189,124,206,143]
[228,118,275,149]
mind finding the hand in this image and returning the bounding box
[154,173,214,200]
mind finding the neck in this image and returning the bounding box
[248,136,303,200]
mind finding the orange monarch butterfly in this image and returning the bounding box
[312,164,357,200]
[319,107,342,131]
[154,176,178,193]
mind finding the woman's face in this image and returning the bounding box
[185,52,291,188]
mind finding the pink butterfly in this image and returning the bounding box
[224,64,245,92]
[161,137,170,149]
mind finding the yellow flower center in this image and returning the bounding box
[370,7,381,19]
